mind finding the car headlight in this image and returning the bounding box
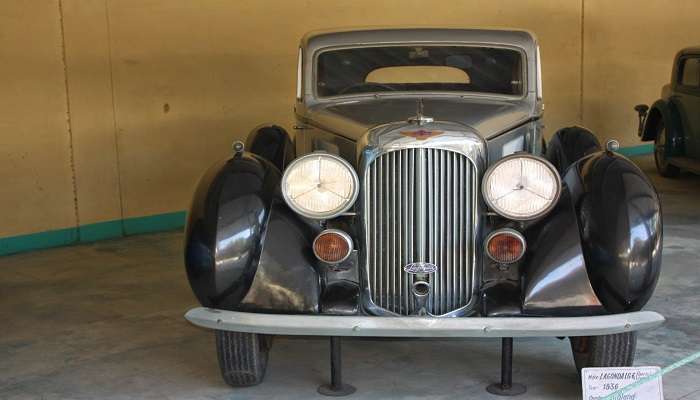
[281,152,359,219]
[482,154,561,220]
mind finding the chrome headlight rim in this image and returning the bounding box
[281,152,359,220]
[481,153,562,221]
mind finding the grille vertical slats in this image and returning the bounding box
[391,152,397,313]
[425,151,431,313]
[386,155,391,308]
[379,159,383,307]
[440,151,447,313]
[366,148,476,316]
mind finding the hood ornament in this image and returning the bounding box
[407,99,434,125]
[402,99,442,140]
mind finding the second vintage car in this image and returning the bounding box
[636,46,700,177]
[184,28,664,391]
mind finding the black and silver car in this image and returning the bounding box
[636,46,700,177]
[184,28,664,391]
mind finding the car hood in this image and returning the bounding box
[303,97,535,141]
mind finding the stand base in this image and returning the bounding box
[317,383,356,397]
[486,383,527,396]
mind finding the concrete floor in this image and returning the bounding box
[1,156,699,400]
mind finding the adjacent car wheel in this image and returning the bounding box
[569,332,637,374]
[215,330,272,387]
[654,120,680,177]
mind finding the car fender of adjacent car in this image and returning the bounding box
[638,47,700,171]
[641,98,685,156]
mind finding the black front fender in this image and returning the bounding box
[184,152,320,313]
[521,150,662,316]
[565,151,662,313]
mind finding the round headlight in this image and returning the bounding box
[482,154,561,220]
[281,152,359,219]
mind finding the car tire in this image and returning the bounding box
[654,120,680,178]
[569,332,637,374]
[215,330,272,387]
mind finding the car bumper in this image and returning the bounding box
[185,307,665,338]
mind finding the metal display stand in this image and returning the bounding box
[317,337,356,396]
[486,338,527,396]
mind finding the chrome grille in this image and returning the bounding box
[364,148,476,316]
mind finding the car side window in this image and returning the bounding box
[679,57,700,87]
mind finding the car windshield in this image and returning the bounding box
[316,45,523,97]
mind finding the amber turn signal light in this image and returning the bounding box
[485,229,526,264]
[313,230,353,264]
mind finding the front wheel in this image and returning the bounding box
[654,120,680,177]
[569,332,637,374]
[215,330,272,387]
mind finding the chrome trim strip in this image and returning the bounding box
[417,148,426,263]
[186,308,665,338]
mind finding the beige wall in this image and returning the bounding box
[0,0,695,237]
[582,0,700,146]
[61,0,122,227]
[102,0,581,222]
[0,1,77,236]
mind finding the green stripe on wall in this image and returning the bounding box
[617,144,654,157]
[78,220,124,242]
[123,211,187,236]
[0,211,187,257]
[0,227,79,256]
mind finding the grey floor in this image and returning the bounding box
[1,156,699,400]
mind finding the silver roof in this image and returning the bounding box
[679,46,700,55]
[302,27,537,55]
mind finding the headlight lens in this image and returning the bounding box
[482,154,561,220]
[281,152,359,219]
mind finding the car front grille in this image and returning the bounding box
[364,148,476,316]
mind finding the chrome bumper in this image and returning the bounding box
[185,307,664,338]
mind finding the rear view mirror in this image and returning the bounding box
[634,104,649,137]
[634,104,649,116]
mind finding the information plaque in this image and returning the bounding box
[582,366,663,400]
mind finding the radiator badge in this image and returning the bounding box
[400,129,444,140]
[404,262,438,275]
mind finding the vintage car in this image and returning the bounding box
[184,28,664,393]
[636,46,700,177]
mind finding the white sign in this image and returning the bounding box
[582,366,663,400]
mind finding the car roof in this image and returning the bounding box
[301,27,537,54]
[680,46,700,56]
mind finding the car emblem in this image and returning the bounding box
[403,262,438,275]
[400,129,444,140]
